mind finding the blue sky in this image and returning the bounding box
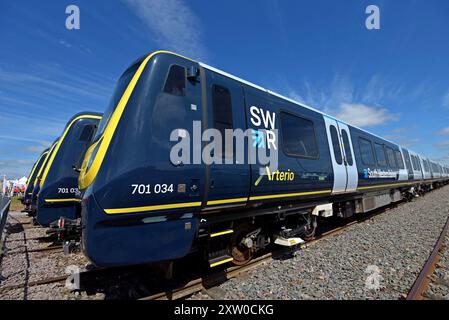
[1,0,449,178]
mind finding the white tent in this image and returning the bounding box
[18,176,27,186]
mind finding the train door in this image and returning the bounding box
[401,148,414,180]
[203,70,250,208]
[323,116,358,193]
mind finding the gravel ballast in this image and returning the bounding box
[0,212,90,300]
[1,185,449,300]
[424,232,449,300]
[191,184,449,300]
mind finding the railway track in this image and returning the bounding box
[0,201,391,298]
[5,245,63,255]
[407,215,449,300]
[0,192,443,300]
[140,203,401,300]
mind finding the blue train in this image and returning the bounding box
[23,51,447,269]
[22,148,50,211]
[27,112,102,226]
[77,51,449,268]
[29,138,59,216]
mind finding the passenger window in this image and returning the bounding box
[386,147,397,168]
[79,124,96,142]
[412,156,418,171]
[374,143,387,167]
[212,85,233,157]
[402,149,412,172]
[341,130,353,166]
[330,126,342,165]
[359,138,375,165]
[280,112,319,159]
[164,65,186,96]
[394,151,405,169]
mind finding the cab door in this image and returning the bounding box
[324,116,358,193]
[203,70,250,208]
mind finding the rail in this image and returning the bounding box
[0,195,11,242]
[406,215,449,300]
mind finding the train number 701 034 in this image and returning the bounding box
[131,184,174,195]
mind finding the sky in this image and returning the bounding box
[1,0,449,178]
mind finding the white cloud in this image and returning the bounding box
[0,135,51,146]
[0,68,111,102]
[287,89,305,104]
[436,140,449,149]
[272,74,401,128]
[329,103,399,128]
[59,39,72,48]
[436,127,449,135]
[443,90,449,108]
[434,155,449,165]
[383,135,420,147]
[123,0,207,60]
[22,145,51,153]
[0,159,34,179]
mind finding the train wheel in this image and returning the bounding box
[303,215,317,240]
[230,223,254,266]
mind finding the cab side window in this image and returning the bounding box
[164,65,186,96]
[212,85,233,158]
[79,124,96,142]
[212,85,233,133]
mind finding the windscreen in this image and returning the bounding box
[92,58,144,142]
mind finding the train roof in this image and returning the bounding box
[63,111,103,128]
[199,61,401,146]
[138,51,448,167]
[197,61,445,166]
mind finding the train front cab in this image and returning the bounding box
[35,113,102,226]
[30,139,59,216]
[79,53,205,267]
[23,148,49,210]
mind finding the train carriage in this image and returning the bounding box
[30,138,60,216]
[77,51,449,268]
[35,112,102,226]
[22,148,50,211]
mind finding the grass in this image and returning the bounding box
[9,197,24,212]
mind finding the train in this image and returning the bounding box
[22,148,50,209]
[25,112,102,226]
[66,50,449,269]
[29,138,59,216]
